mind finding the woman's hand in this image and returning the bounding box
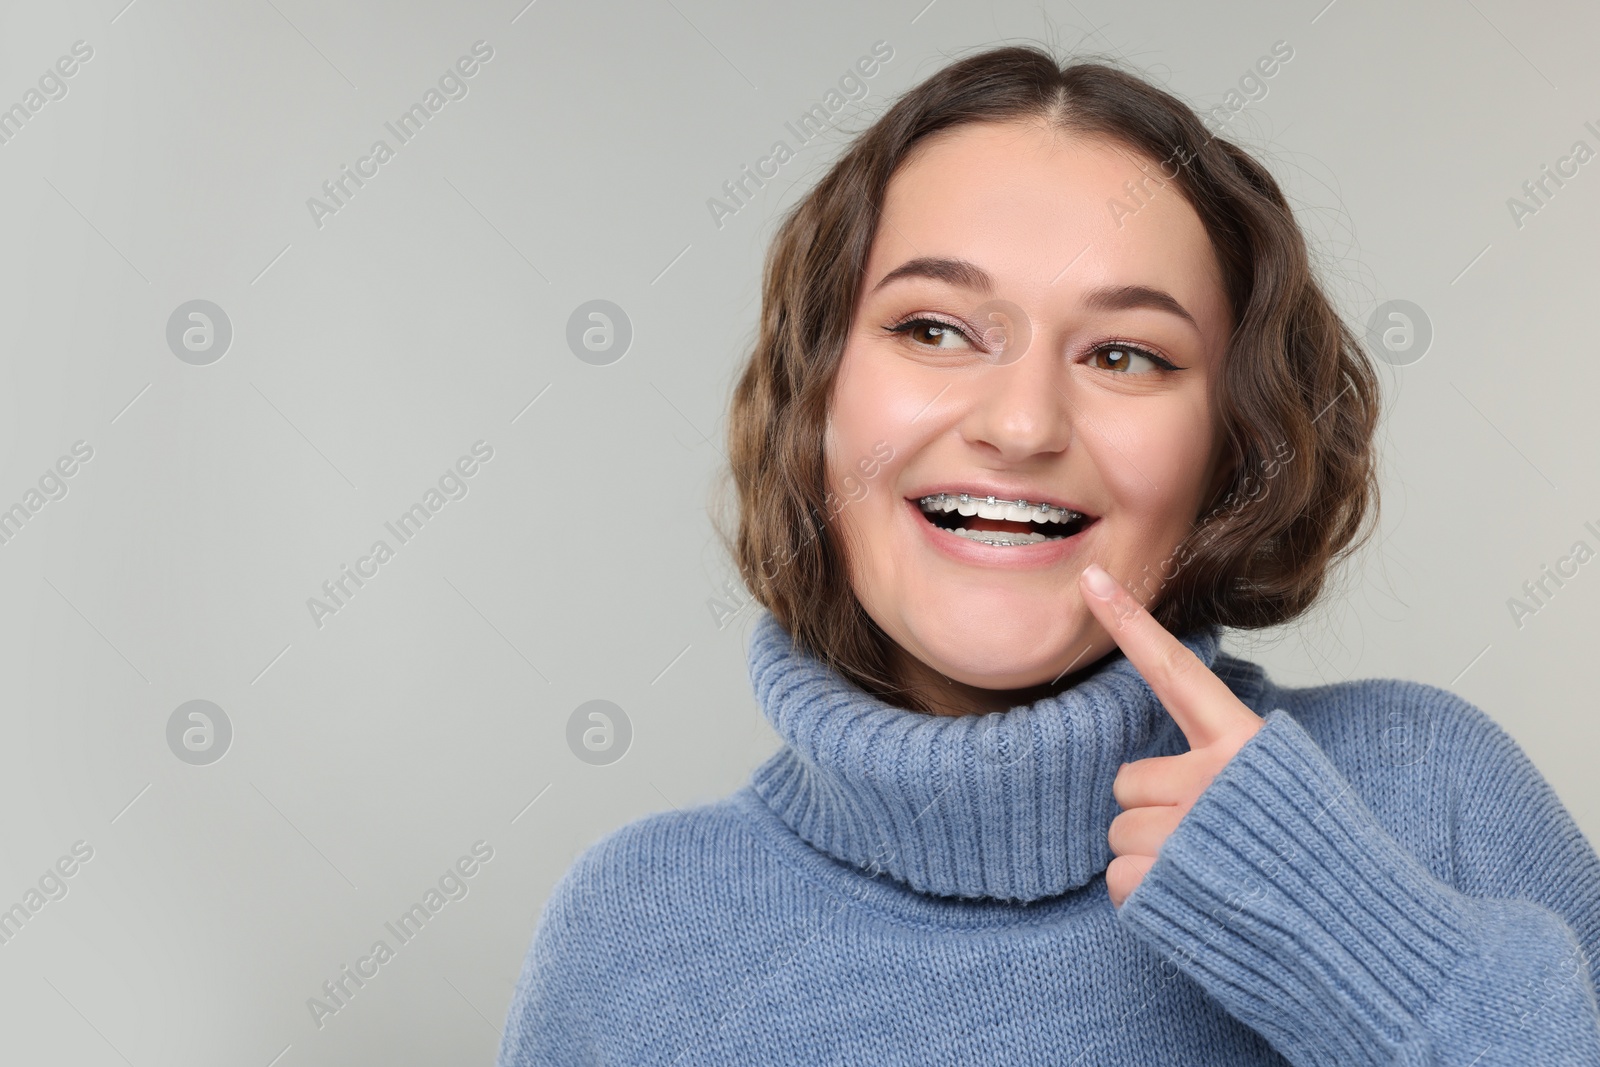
[1078,562,1265,909]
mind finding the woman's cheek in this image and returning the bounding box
[1090,430,1188,522]
[831,367,907,466]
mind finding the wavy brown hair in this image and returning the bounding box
[711,44,1382,711]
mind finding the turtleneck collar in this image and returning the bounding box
[745,609,1235,904]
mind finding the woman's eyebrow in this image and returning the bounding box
[1085,283,1199,332]
[869,255,1198,331]
[870,256,994,295]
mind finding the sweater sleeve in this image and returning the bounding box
[495,868,596,1067]
[1114,705,1600,1066]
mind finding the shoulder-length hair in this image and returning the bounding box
[712,43,1382,711]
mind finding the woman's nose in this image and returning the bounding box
[958,335,1077,461]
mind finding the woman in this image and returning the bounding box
[497,45,1600,1065]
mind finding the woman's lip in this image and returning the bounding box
[904,497,1096,569]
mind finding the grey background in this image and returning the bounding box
[1,0,1596,1062]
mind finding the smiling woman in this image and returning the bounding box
[721,96,1380,718]
[497,44,1600,1067]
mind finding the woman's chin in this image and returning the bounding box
[904,620,1093,694]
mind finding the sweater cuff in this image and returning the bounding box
[1115,707,1480,1064]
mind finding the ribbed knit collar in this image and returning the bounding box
[745,609,1229,903]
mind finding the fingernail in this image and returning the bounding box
[1082,563,1117,599]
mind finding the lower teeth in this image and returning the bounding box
[948,527,1065,547]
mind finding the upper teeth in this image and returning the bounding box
[917,493,1084,524]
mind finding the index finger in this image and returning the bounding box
[1078,562,1244,749]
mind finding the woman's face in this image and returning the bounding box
[824,119,1235,715]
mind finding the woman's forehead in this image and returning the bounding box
[865,121,1230,339]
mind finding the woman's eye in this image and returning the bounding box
[1089,343,1175,374]
[884,317,976,350]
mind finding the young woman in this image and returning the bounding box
[497,45,1600,1065]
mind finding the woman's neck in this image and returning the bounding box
[887,639,1120,717]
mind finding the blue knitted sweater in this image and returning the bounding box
[496,610,1600,1065]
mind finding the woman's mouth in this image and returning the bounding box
[913,492,1095,547]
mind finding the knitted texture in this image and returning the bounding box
[497,610,1600,1065]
